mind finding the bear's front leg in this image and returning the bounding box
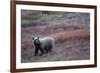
[34,48,39,56]
[39,47,44,56]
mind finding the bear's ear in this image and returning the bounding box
[32,37,34,40]
[37,36,39,40]
[32,35,34,40]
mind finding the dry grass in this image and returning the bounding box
[51,30,89,41]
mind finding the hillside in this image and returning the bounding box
[21,10,90,63]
